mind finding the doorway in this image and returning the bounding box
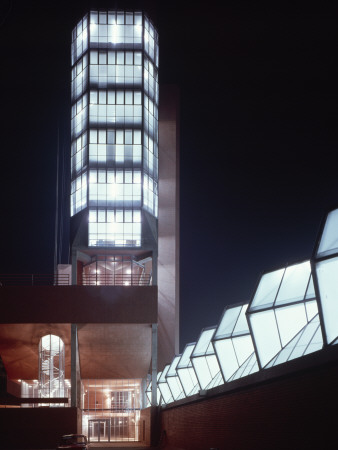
[88,419,110,442]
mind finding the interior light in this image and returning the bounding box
[124,281,130,286]
[111,24,117,44]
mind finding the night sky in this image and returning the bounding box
[1,1,338,352]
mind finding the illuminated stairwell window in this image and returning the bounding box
[39,335,65,406]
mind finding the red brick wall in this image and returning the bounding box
[160,362,338,450]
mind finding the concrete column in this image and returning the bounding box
[71,323,78,408]
[151,323,158,406]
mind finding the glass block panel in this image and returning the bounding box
[316,257,338,343]
[249,269,285,311]
[249,309,281,368]
[275,261,311,306]
[317,209,338,258]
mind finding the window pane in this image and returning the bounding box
[275,261,311,306]
[316,257,338,343]
[249,269,284,311]
[317,208,338,257]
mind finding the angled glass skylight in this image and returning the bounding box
[146,372,161,406]
[228,352,259,382]
[158,365,173,404]
[315,256,338,344]
[212,304,258,381]
[265,313,323,368]
[316,208,338,258]
[191,327,223,390]
[314,208,338,345]
[177,343,200,396]
[165,356,185,401]
[247,261,322,368]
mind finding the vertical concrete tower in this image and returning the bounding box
[70,11,159,286]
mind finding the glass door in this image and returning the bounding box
[88,419,110,442]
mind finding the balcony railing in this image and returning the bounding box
[0,274,70,286]
[82,273,152,286]
[0,273,152,286]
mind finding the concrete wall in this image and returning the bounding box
[160,357,338,450]
[0,285,157,323]
[158,85,180,370]
[0,407,79,449]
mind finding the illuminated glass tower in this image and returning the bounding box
[70,11,159,285]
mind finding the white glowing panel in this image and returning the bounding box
[249,309,281,368]
[233,305,250,335]
[317,209,338,258]
[316,257,338,344]
[158,365,173,404]
[250,269,284,311]
[177,343,195,369]
[275,261,311,306]
[177,367,199,397]
[213,339,238,381]
[166,356,185,401]
[306,300,318,321]
[177,344,199,396]
[214,306,242,339]
[192,328,216,357]
[274,303,307,346]
[192,355,221,390]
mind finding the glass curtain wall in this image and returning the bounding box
[82,379,142,442]
[38,335,65,406]
[70,11,159,248]
[82,254,152,285]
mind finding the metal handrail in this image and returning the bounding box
[0,273,152,286]
[82,273,152,286]
[0,274,70,286]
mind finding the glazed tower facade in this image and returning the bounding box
[70,11,159,285]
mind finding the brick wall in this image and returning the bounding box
[160,360,338,450]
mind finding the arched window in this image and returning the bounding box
[38,334,65,403]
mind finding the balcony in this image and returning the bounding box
[0,273,151,287]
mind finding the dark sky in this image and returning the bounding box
[1,1,338,352]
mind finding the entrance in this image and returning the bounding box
[88,419,110,442]
[88,416,137,442]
